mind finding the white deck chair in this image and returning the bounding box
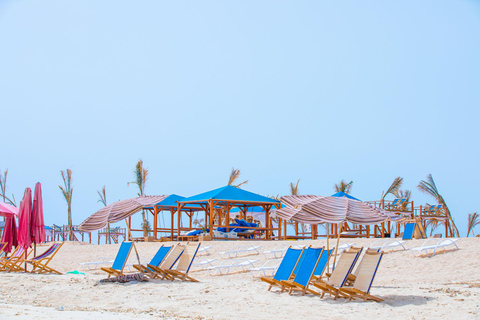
[249,259,281,277]
[207,259,258,275]
[369,239,407,252]
[410,238,459,257]
[197,246,212,256]
[219,245,263,259]
[192,257,217,270]
[262,246,288,259]
[79,257,114,270]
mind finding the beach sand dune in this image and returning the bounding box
[1,238,479,319]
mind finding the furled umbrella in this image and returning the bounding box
[0,201,19,253]
[31,182,46,244]
[17,188,33,250]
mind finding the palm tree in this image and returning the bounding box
[467,212,479,237]
[59,169,74,240]
[417,174,459,237]
[97,185,107,206]
[393,189,412,210]
[425,218,444,237]
[0,169,16,206]
[290,179,300,196]
[128,160,149,237]
[334,179,353,194]
[227,168,248,188]
[381,177,403,200]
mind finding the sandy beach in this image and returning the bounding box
[0,238,479,320]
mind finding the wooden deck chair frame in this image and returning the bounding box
[339,251,384,302]
[163,242,201,282]
[313,250,361,300]
[310,248,334,284]
[147,243,185,280]
[261,246,307,291]
[133,244,173,278]
[101,241,133,278]
[4,247,33,272]
[280,247,324,296]
[27,242,64,274]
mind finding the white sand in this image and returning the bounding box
[0,238,479,320]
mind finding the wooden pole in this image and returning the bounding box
[326,223,330,273]
[124,218,141,266]
[170,208,174,241]
[331,224,343,270]
[209,200,214,238]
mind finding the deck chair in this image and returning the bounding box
[26,242,64,274]
[313,250,361,299]
[260,247,304,291]
[280,247,324,295]
[0,242,7,256]
[207,259,258,276]
[410,238,459,257]
[369,239,407,253]
[1,246,31,272]
[133,244,173,277]
[147,244,185,279]
[310,248,333,283]
[402,223,425,240]
[101,242,133,278]
[339,251,384,302]
[163,242,201,282]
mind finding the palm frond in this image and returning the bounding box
[128,160,148,196]
[334,179,353,194]
[97,186,107,206]
[290,179,300,196]
[228,168,248,188]
[382,177,403,199]
[467,212,480,237]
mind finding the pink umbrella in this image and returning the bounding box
[31,182,46,244]
[17,188,33,250]
[0,202,18,218]
[1,217,17,253]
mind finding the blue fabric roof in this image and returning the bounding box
[144,194,205,210]
[331,192,361,201]
[179,186,280,205]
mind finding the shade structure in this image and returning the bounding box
[0,202,18,218]
[31,182,46,244]
[1,216,17,253]
[79,195,168,232]
[277,195,399,225]
[331,191,361,201]
[17,188,33,250]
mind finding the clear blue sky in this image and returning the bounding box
[1,1,479,237]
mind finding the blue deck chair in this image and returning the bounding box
[280,247,324,295]
[387,199,399,210]
[101,242,133,278]
[402,223,417,240]
[311,248,333,283]
[260,247,304,291]
[133,245,173,277]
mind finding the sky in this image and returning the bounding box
[1,0,479,238]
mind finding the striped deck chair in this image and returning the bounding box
[260,246,305,291]
[1,246,30,272]
[313,250,361,300]
[163,242,201,282]
[280,247,324,296]
[0,242,7,257]
[26,242,64,274]
[101,242,133,278]
[340,251,384,302]
[133,244,173,278]
[147,244,185,280]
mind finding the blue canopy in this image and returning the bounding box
[144,194,205,210]
[331,192,361,201]
[178,185,280,206]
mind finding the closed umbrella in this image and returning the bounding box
[17,188,33,250]
[31,182,46,244]
[0,202,18,218]
[0,201,19,253]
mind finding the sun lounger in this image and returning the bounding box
[147,244,185,279]
[193,257,217,270]
[410,238,459,257]
[262,245,288,259]
[1,246,31,272]
[133,244,173,277]
[197,246,212,256]
[26,242,64,274]
[163,242,201,282]
[339,251,384,302]
[100,242,133,278]
[207,259,258,275]
[280,247,324,295]
[260,247,305,291]
[369,239,407,253]
[250,259,281,277]
[79,257,114,270]
[313,250,361,299]
[219,245,263,259]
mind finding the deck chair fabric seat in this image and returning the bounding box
[260,247,304,291]
[340,251,384,302]
[101,242,133,278]
[280,247,324,295]
[1,246,31,272]
[27,242,64,274]
[133,245,173,277]
[313,250,361,299]
[163,242,201,282]
[310,249,333,283]
[147,244,185,279]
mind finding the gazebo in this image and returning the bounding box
[177,186,282,240]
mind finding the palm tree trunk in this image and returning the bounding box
[142,211,147,238]
[68,206,74,241]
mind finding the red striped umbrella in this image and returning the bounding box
[79,195,168,232]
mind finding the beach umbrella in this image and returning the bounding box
[31,182,46,244]
[0,202,18,218]
[1,216,17,253]
[17,188,33,250]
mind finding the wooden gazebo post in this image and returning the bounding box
[209,199,214,238]
[170,208,175,240]
[153,205,159,240]
[177,203,185,240]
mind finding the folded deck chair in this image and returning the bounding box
[402,223,425,240]
[133,244,173,277]
[1,246,30,272]
[260,247,305,291]
[339,251,384,302]
[410,238,459,257]
[147,244,185,279]
[280,247,324,295]
[101,242,133,278]
[207,259,258,276]
[313,250,361,300]
[163,242,201,282]
[369,239,407,253]
[26,242,64,274]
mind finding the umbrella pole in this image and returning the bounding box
[124,219,141,266]
[326,223,329,273]
[332,224,344,271]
